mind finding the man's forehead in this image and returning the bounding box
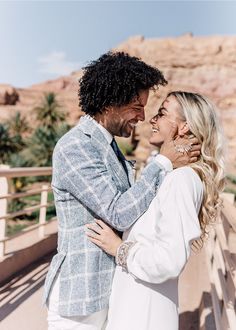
[132,96,144,106]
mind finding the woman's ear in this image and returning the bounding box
[178,121,190,136]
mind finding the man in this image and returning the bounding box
[43,52,200,329]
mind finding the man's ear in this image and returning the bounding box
[103,106,110,114]
[104,105,115,115]
[178,121,190,136]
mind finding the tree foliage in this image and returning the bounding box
[33,92,66,131]
[0,123,17,163]
[1,92,71,167]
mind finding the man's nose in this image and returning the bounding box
[138,109,145,121]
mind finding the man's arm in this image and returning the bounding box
[53,139,170,231]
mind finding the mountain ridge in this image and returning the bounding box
[1,34,236,172]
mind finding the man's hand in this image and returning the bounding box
[160,123,201,168]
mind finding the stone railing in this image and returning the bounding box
[200,194,236,329]
[0,165,55,259]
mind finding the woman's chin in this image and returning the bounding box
[149,137,162,147]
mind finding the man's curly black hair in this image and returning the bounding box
[78,52,167,115]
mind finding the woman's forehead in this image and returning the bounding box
[162,95,180,112]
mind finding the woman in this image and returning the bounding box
[86,91,225,330]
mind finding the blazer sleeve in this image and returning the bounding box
[52,138,172,231]
[126,168,203,283]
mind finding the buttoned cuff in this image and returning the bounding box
[155,154,173,172]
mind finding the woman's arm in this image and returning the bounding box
[124,169,203,283]
[87,168,203,284]
[85,219,124,256]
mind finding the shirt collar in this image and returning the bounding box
[85,114,113,144]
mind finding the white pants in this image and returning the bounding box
[47,273,108,330]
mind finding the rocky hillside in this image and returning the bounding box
[1,34,236,173]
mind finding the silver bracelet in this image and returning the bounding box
[115,241,136,269]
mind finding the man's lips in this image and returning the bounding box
[128,122,138,129]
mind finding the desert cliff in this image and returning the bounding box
[1,34,236,173]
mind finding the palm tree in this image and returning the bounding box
[27,92,70,166]
[33,92,66,131]
[24,127,58,166]
[0,123,17,164]
[5,111,29,153]
[6,111,29,136]
[23,123,71,167]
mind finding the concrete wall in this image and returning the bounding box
[0,233,57,284]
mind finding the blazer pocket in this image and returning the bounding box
[53,187,73,202]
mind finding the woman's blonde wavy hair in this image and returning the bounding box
[168,91,226,247]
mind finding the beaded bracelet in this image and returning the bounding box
[115,241,136,269]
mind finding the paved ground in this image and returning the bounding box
[0,253,52,330]
[0,249,209,330]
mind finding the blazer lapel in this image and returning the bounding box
[106,147,131,188]
[125,160,136,185]
[79,116,130,189]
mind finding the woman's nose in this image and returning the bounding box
[150,116,157,124]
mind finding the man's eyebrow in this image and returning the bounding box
[133,101,144,107]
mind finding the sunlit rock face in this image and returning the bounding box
[115,34,236,173]
[0,84,19,105]
[0,35,236,173]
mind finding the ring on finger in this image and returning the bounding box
[174,142,193,154]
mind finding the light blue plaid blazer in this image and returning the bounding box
[43,116,165,316]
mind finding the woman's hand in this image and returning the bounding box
[85,219,122,256]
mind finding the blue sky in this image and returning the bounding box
[0,0,236,87]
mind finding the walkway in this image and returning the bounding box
[0,253,53,330]
[0,249,209,330]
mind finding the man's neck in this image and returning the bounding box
[93,113,110,132]
[87,114,113,143]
